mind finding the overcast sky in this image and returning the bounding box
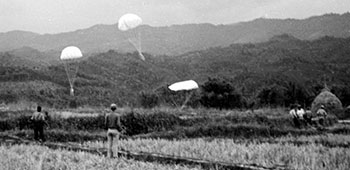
[1,0,349,34]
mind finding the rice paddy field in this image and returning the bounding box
[1,107,350,170]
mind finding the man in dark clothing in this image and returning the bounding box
[105,103,123,158]
[316,105,328,128]
[31,106,46,142]
[303,107,313,126]
[289,104,301,128]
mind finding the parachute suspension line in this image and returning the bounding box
[72,62,80,87]
[124,18,144,60]
[137,31,145,60]
[63,61,80,96]
[60,46,83,96]
[127,35,145,60]
[71,62,81,96]
[63,62,74,96]
[181,91,195,110]
[118,13,144,60]
[126,29,139,52]
[137,32,142,54]
[121,18,138,52]
[170,96,179,108]
[63,62,72,88]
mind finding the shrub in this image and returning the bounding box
[138,91,159,108]
[121,111,181,135]
[200,78,242,109]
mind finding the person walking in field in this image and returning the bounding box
[31,106,47,142]
[105,103,123,158]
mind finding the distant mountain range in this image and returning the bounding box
[1,13,350,56]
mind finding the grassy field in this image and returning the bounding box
[0,107,349,170]
[0,144,201,170]
[83,137,350,170]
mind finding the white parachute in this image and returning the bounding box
[168,80,199,109]
[60,46,84,96]
[118,13,145,61]
[168,80,199,91]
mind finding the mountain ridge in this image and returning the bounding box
[1,12,350,56]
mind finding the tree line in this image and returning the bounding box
[139,77,350,110]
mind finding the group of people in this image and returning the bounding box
[31,103,123,158]
[289,104,328,129]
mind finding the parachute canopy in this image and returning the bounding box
[60,46,83,60]
[60,46,84,96]
[168,80,199,91]
[117,13,145,61]
[118,13,142,31]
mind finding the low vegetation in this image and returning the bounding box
[0,107,348,170]
[0,108,339,139]
[0,144,200,170]
[85,138,350,170]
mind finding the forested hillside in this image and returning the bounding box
[0,35,350,108]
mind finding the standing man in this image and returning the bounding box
[31,106,46,142]
[296,104,306,127]
[316,105,328,128]
[304,107,313,126]
[289,104,301,128]
[105,103,123,158]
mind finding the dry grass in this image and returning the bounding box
[85,137,350,170]
[0,144,201,170]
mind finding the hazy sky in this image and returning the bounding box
[1,0,349,34]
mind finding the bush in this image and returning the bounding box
[200,78,243,109]
[121,111,181,135]
[139,91,159,108]
[12,129,105,143]
[48,115,105,131]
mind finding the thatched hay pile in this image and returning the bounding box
[311,88,342,115]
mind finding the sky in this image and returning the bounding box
[1,0,350,34]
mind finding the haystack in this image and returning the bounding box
[311,87,342,115]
